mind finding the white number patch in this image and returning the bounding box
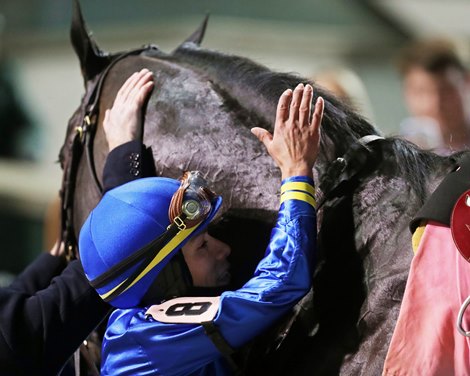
[145,296,221,324]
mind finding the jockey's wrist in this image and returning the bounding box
[108,135,136,152]
[281,166,313,180]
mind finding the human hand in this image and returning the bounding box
[49,240,65,257]
[251,83,324,179]
[103,68,154,151]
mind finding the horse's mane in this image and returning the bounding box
[171,43,458,205]
[384,137,460,203]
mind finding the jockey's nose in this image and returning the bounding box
[218,242,231,260]
[209,235,231,260]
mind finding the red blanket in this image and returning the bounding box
[383,222,470,376]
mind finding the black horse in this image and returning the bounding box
[60,1,464,374]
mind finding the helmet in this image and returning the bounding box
[79,172,222,308]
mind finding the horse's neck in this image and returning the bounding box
[172,44,305,128]
[353,152,455,258]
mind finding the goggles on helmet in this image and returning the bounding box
[169,171,215,229]
[90,171,218,303]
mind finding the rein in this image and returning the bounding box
[317,135,384,209]
[60,44,158,260]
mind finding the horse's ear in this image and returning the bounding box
[70,0,109,82]
[175,14,209,50]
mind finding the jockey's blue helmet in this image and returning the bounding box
[79,171,222,308]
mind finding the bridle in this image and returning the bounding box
[317,134,385,209]
[59,44,159,260]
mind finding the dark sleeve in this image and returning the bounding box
[8,253,66,295]
[0,260,111,375]
[102,140,156,192]
[410,153,470,232]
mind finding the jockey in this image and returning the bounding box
[79,69,324,375]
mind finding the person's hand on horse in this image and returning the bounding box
[103,68,154,151]
[48,240,65,258]
[251,83,324,179]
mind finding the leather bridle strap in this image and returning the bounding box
[60,44,158,260]
[80,45,157,192]
[317,135,385,209]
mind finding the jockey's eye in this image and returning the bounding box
[199,241,208,251]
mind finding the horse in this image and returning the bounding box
[60,1,465,374]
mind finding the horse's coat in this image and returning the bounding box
[61,1,467,374]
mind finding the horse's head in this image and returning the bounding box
[63,0,382,238]
[61,0,397,308]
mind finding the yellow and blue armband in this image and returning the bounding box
[280,178,316,209]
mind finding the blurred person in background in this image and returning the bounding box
[0,61,35,159]
[312,65,375,122]
[0,15,37,160]
[396,38,470,154]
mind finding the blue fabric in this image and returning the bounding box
[101,176,317,375]
[79,177,222,308]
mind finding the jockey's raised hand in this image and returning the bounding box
[103,68,154,151]
[251,83,324,179]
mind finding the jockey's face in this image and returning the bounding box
[182,231,231,287]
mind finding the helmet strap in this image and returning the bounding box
[140,252,193,306]
[90,217,184,302]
